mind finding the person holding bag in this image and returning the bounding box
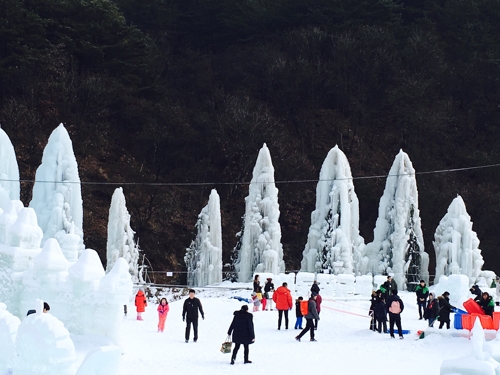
[227,305,255,365]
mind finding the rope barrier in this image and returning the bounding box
[2,162,499,186]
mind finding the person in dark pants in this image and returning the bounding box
[369,291,377,331]
[424,293,439,327]
[272,282,293,330]
[386,290,405,339]
[295,293,320,342]
[437,291,455,329]
[415,280,429,320]
[182,289,204,342]
[228,305,255,365]
[311,280,320,294]
[373,290,387,334]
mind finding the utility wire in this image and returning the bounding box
[5,162,500,186]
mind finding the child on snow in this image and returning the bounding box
[157,298,169,332]
[295,297,304,329]
[135,290,147,320]
[251,292,261,312]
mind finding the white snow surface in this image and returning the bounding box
[106,188,139,282]
[0,128,20,211]
[361,150,429,289]
[185,189,223,286]
[434,195,484,284]
[235,144,285,281]
[29,124,84,261]
[301,146,365,274]
[4,282,500,374]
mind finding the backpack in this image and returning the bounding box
[300,300,309,316]
[389,300,401,314]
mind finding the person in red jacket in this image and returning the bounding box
[314,293,322,330]
[157,298,169,332]
[272,282,293,330]
[135,290,147,320]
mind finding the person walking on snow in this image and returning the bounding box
[415,280,429,320]
[264,278,275,311]
[273,282,293,330]
[182,289,205,342]
[294,297,304,329]
[295,293,320,342]
[437,291,455,329]
[228,305,255,365]
[135,290,147,320]
[424,293,439,327]
[157,298,169,332]
[386,289,405,339]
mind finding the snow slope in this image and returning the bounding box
[110,288,474,375]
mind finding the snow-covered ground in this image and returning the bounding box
[91,287,479,375]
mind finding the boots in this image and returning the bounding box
[230,354,236,365]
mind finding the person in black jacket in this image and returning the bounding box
[264,278,275,311]
[470,285,482,302]
[373,290,387,334]
[311,280,320,294]
[437,291,455,329]
[424,293,439,327]
[369,291,377,331]
[386,290,405,339]
[295,293,320,342]
[294,297,304,329]
[182,289,205,342]
[478,292,495,317]
[228,305,255,365]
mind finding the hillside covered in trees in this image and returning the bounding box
[1,0,499,282]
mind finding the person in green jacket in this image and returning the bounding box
[415,280,429,320]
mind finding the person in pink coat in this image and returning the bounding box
[157,298,169,332]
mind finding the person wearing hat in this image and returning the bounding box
[437,291,455,329]
[424,293,439,327]
[295,293,320,342]
[470,285,482,302]
[386,289,405,339]
[264,278,275,311]
[228,305,255,365]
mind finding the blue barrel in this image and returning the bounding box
[454,308,468,315]
[454,313,463,329]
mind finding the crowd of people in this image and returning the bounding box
[130,274,500,365]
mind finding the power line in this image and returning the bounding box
[5,162,500,187]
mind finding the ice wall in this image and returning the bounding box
[0,128,20,210]
[106,187,139,282]
[301,146,365,275]
[234,144,285,282]
[434,195,484,283]
[0,302,20,373]
[30,124,84,261]
[185,189,223,286]
[361,150,429,289]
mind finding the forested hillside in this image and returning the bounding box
[1,0,499,281]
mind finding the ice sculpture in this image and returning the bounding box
[361,150,429,288]
[434,195,484,283]
[106,187,139,282]
[234,144,285,282]
[30,123,84,261]
[0,302,20,373]
[185,189,223,286]
[0,128,20,210]
[301,146,365,274]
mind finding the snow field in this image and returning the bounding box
[116,289,472,375]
